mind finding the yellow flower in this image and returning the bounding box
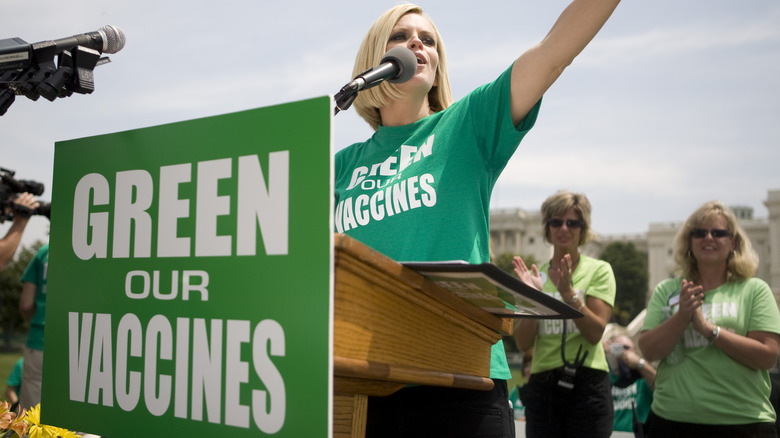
[23,404,79,438]
[25,404,60,438]
[0,402,76,438]
[51,427,79,438]
[26,404,45,438]
[26,403,41,425]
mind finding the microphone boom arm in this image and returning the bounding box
[333,80,359,115]
[0,43,112,115]
[0,25,124,115]
[333,66,379,115]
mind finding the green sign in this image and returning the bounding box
[43,97,333,437]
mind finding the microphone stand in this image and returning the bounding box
[0,40,111,115]
[333,67,385,116]
[333,82,358,116]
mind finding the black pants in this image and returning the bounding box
[521,367,613,438]
[365,379,514,438]
[645,410,778,438]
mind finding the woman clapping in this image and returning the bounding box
[639,201,780,438]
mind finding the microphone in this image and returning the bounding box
[0,25,126,72]
[0,25,126,114]
[350,47,418,91]
[333,47,418,114]
[37,25,127,55]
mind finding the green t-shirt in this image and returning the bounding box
[530,255,616,374]
[22,243,48,351]
[6,357,23,388]
[610,373,653,432]
[335,65,542,379]
[642,277,780,424]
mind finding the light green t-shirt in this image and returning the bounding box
[530,255,616,374]
[335,65,542,379]
[642,277,780,424]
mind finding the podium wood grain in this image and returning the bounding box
[332,234,513,437]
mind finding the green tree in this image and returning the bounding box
[600,241,648,326]
[0,240,44,351]
[493,252,538,276]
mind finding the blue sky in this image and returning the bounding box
[2,0,779,250]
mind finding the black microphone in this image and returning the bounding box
[333,47,418,114]
[350,47,418,91]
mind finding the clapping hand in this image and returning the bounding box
[548,254,574,291]
[679,279,704,322]
[513,256,542,291]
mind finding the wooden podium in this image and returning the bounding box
[333,234,514,438]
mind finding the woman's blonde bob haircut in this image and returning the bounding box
[673,200,758,282]
[541,190,595,247]
[352,4,453,130]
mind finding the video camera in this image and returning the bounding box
[0,167,50,223]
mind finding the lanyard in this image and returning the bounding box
[557,318,588,391]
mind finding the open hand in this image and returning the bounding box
[548,254,573,291]
[513,256,543,290]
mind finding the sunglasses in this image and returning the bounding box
[547,218,583,229]
[690,228,731,239]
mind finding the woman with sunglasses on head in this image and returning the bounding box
[638,200,780,438]
[513,190,616,438]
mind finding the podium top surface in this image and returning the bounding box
[334,233,513,335]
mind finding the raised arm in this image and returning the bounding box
[510,0,621,124]
[0,193,39,271]
[0,218,28,271]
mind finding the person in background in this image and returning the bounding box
[19,242,48,411]
[770,359,780,433]
[604,331,655,436]
[639,200,780,438]
[509,348,534,420]
[335,1,621,436]
[513,190,616,438]
[521,348,534,381]
[4,357,23,411]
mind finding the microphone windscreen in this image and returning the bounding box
[98,25,126,54]
[381,47,418,84]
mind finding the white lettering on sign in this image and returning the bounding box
[124,270,209,301]
[71,153,289,260]
[69,312,286,432]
